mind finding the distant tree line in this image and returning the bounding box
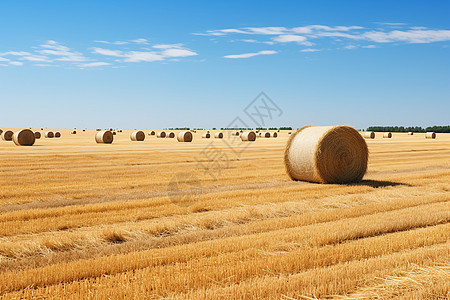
[366,126,450,133]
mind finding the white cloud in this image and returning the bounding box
[38,41,88,62]
[224,50,277,59]
[79,62,111,67]
[300,48,320,52]
[344,45,357,50]
[363,29,450,43]
[162,48,198,57]
[123,51,164,62]
[92,47,124,57]
[21,55,49,62]
[9,61,24,66]
[246,27,287,35]
[0,57,9,62]
[131,38,148,44]
[0,51,32,56]
[362,45,376,48]
[273,34,307,43]
[94,40,128,45]
[153,43,183,49]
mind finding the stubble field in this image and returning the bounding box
[0,129,449,299]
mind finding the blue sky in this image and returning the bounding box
[0,0,449,129]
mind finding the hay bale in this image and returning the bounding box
[177,131,193,142]
[425,132,436,139]
[383,132,392,138]
[241,131,256,141]
[149,131,156,136]
[83,129,86,132]
[202,133,211,138]
[130,131,145,141]
[214,132,223,139]
[407,132,414,135]
[96,131,113,144]
[13,129,35,146]
[72,130,77,134]
[55,132,61,138]
[44,131,53,138]
[260,132,270,138]
[272,132,278,138]
[285,125,368,184]
[167,132,175,138]
[113,132,116,135]
[0,129,3,135]
[34,132,41,139]
[363,131,375,139]
[157,131,166,138]
[1,130,13,141]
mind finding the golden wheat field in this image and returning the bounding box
[0,128,449,299]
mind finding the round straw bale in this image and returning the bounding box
[167,132,175,138]
[241,131,256,141]
[130,130,145,141]
[177,131,193,142]
[72,130,77,134]
[260,132,270,138]
[383,132,392,138]
[34,132,41,139]
[425,132,436,139]
[157,131,166,138]
[44,131,54,138]
[363,131,375,139]
[1,130,13,141]
[234,131,240,136]
[272,132,278,138]
[0,129,3,135]
[96,130,113,144]
[202,133,211,138]
[214,132,223,139]
[285,125,368,184]
[113,132,116,135]
[407,132,413,135]
[54,132,61,138]
[13,129,35,146]
[149,131,156,136]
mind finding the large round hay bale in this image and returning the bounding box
[13,129,35,146]
[241,131,256,141]
[272,132,278,138]
[260,132,270,138]
[130,130,145,141]
[34,132,41,139]
[202,133,211,138]
[214,132,223,139]
[157,131,166,138]
[1,130,13,141]
[149,131,156,136]
[72,130,77,134]
[167,132,175,138]
[177,131,193,142]
[425,132,436,139]
[54,132,61,138]
[45,131,54,138]
[363,131,375,139]
[383,132,392,138]
[96,131,113,144]
[285,125,368,184]
[407,132,414,135]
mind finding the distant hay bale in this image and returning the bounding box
[383,132,392,138]
[0,129,3,135]
[167,132,175,138]
[83,129,86,132]
[157,131,166,138]
[214,132,223,139]
[260,132,270,138]
[1,130,14,141]
[241,131,256,141]
[34,132,41,139]
[272,132,278,138]
[202,133,211,138]
[45,131,54,138]
[285,125,368,184]
[363,131,375,139]
[233,131,240,136]
[149,131,156,136]
[407,132,413,135]
[177,131,193,142]
[54,132,61,138]
[130,131,145,141]
[96,129,101,131]
[72,130,77,134]
[425,132,436,139]
[113,132,116,135]
[95,131,113,144]
[13,129,35,146]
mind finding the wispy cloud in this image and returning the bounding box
[272,34,312,46]
[9,61,24,66]
[300,48,320,52]
[79,62,111,67]
[224,50,277,59]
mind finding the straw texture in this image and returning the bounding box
[383,132,392,138]
[13,129,35,146]
[214,132,223,139]
[364,131,375,139]
[1,130,13,141]
[425,132,436,139]
[177,131,193,142]
[95,131,114,144]
[157,131,166,138]
[240,131,256,141]
[130,131,145,141]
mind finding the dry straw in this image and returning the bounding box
[130,131,145,141]
[202,133,211,138]
[45,131,54,138]
[167,132,175,138]
[383,132,392,138]
[407,132,414,135]
[214,132,223,139]
[95,131,113,144]
[425,132,436,139]
[284,125,368,184]
[13,129,35,146]
[34,132,41,139]
[259,132,271,138]
[157,131,166,138]
[241,131,256,141]
[1,130,13,141]
[272,132,278,138]
[0,129,3,135]
[72,130,77,134]
[149,131,156,136]
[55,132,61,138]
[364,131,375,139]
[177,131,193,142]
